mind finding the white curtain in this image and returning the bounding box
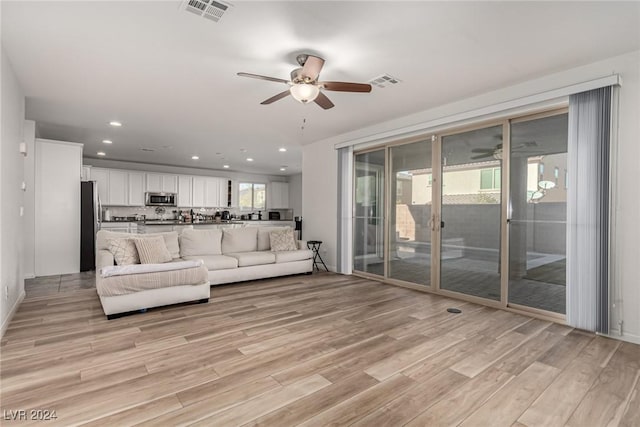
[336,146,353,274]
[567,86,611,333]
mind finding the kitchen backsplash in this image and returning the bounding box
[104,206,293,221]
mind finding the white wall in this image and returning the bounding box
[302,50,640,343]
[302,143,338,270]
[288,173,302,217]
[1,47,26,337]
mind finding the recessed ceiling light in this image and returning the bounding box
[102,139,113,144]
[246,158,254,162]
[109,121,122,127]
[191,155,199,160]
[279,147,287,152]
[223,164,230,169]
[97,151,106,156]
[280,167,286,171]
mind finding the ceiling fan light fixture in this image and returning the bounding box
[290,83,320,104]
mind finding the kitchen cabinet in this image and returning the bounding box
[108,170,128,206]
[81,165,92,181]
[268,182,289,208]
[178,175,193,207]
[100,222,139,233]
[192,176,206,207]
[35,139,82,276]
[91,168,110,205]
[191,176,227,208]
[128,172,145,206]
[204,177,220,208]
[146,173,178,193]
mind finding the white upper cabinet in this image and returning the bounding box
[146,173,178,193]
[268,182,289,208]
[187,177,227,208]
[204,177,220,207]
[162,174,178,193]
[91,168,110,205]
[178,175,193,207]
[192,176,206,207]
[89,167,229,208]
[81,165,92,181]
[219,178,229,208]
[128,172,145,206]
[108,170,128,206]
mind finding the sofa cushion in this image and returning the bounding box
[221,227,258,254]
[180,229,222,256]
[227,251,276,267]
[183,255,238,271]
[134,236,172,264]
[98,230,180,259]
[270,228,297,251]
[108,238,139,265]
[273,249,313,263]
[257,227,289,251]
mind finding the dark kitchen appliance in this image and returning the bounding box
[221,210,230,220]
[80,181,101,271]
[145,192,177,207]
[295,217,302,240]
[268,211,281,220]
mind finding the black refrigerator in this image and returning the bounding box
[80,181,100,271]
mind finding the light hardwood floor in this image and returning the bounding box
[1,272,639,426]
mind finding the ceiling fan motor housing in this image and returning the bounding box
[290,68,315,84]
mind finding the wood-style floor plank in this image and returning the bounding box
[1,271,638,427]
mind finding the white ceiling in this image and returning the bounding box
[2,1,639,175]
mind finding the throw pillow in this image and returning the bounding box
[108,238,140,265]
[134,236,172,264]
[270,228,297,251]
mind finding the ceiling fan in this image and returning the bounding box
[237,54,372,110]
[471,141,543,160]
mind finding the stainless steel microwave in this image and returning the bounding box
[145,192,177,207]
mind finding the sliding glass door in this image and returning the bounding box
[508,113,568,314]
[353,150,385,276]
[351,109,568,318]
[439,125,503,301]
[388,140,433,286]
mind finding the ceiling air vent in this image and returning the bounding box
[183,0,231,22]
[369,74,401,88]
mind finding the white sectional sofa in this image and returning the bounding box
[96,226,312,318]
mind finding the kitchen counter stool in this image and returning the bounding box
[306,240,328,272]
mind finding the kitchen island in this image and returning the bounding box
[100,220,295,234]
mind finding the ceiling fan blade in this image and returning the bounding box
[314,91,334,110]
[471,153,493,160]
[237,72,289,84]
[322,81,372,93]
[260,90,291,105]
[301,55,325,81]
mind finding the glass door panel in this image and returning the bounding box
[353,150,385,276]
[440,125,503,301]
[389,141,432,286]
[508,113,568,314]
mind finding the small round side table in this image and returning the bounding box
[306,240,329,272]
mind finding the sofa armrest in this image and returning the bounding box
[297,240,308,250]
[97,249,115,270]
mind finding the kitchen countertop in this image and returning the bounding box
[102,219,294,225]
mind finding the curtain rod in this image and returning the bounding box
[334,74,621,150]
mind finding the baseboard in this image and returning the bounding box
[24,273,35,279]
[0,290,26,340]
[600,331,640,345]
